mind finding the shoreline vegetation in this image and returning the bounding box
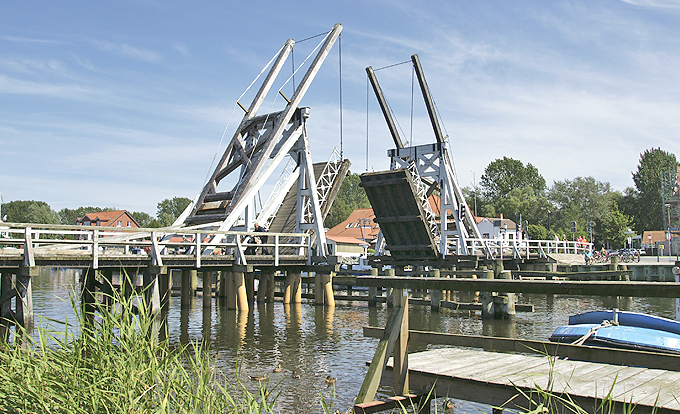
[0,288,288,414]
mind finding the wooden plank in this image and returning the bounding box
[608,369,669,406]
[363,328,680,371]
[632,371,680,408]
[390,348,680,413]
[354,276,680,298]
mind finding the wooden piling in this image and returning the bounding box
[81,267,97,329]
[181,269,193,307]
[101,269,114,307]
[202,270,212,309]
[245,272,255,307]
[0,271,12,342]
[314,272,323,305]
[368,268,378,307]
[481,269,495,319]
[494,270,515,319]
[385,268,395,307]
[430,269,441,312]
[392,287,409,395]
[257,271,270,303]
[226,271,237,310]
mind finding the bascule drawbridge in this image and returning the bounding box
[171,23,349,261]
[361,54,482,263]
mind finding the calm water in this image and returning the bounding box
[30,268,677,413]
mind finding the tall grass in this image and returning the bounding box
[0,286,278,413]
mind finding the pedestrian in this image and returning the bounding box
[254,222,269,255]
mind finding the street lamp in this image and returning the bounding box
[589,221,594,247]
[548,210,551,240]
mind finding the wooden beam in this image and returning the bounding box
[354,276,680,298]
[356,304,406,404]
[363,328,680,372]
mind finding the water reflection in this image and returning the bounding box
[25,267,680,413]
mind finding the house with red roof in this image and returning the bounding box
[76,210,140,228]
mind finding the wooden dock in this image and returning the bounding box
[382,347,680,414]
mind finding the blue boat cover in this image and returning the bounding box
[550,323,680,354]
[569,310,680,336]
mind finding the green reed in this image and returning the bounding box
[0,285,277,414]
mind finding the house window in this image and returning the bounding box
[117,221,122,227]
[127,221,132,227]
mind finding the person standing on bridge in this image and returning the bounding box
[254,222,268,255]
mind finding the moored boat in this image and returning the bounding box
[549,309,680,354]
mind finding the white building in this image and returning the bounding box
[476,217,522,241]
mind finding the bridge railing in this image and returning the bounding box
[444,236,593,260]
[0,222,310,269]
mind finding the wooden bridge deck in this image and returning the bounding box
[384,348,680,413]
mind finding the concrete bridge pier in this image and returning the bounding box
[283,270,302,304]
[314,271,335,307]
[257,271,275,303]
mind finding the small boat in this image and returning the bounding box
[550,309,680,354]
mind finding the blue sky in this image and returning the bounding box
[2,0,680,216]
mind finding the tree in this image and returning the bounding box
[325,173,370,228]
[547,176,619,243]
[130,211,158,228]
[630,148,679,232]
[600,204,633,249]
[479,157,546,203]
[2,200,59,224]
[495,186,552,229]
[156,197,192,227]
[527,224,548,240]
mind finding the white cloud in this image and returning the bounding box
[90,39,162,62]
[620,0,680,8]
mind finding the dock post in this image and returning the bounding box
[610,256,619,271]
[143,265,167,341]
[385,268,395,307]
[0,271,12,342]
[368,267,378,307]
[245,271,255,307]
[226,270,237,310]
[393,287,409,396]
[430,268,441,312]
[81,267,97,331]
[158,267,171,341]
[494,270,515,319]
[217,270,227,298]
[481,268,495,319]
[314,272,323,305]
[257,271,272,303]
[101,269,114,307]
[267,271,276,303]
[202,270,212,309]
[14,266,36,344]
[181,269,193,307]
